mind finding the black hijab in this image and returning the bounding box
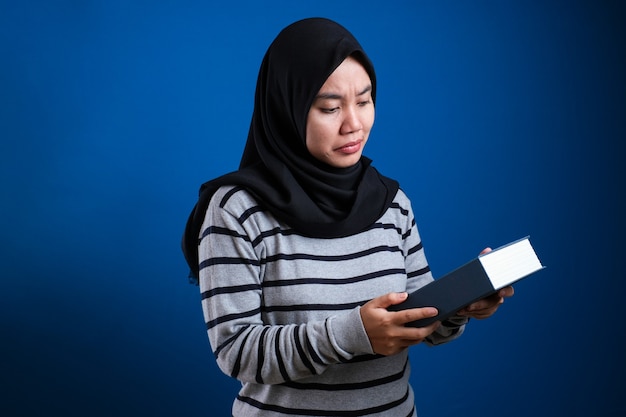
[182,18,399,281]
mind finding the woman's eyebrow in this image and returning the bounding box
[314,85,372,101]
[357,85,372,96]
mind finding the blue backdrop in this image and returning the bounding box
[1,1,624,416]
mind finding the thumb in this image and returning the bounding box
[370,292,408,309]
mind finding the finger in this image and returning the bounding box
[479,247,492,255]
[459,294,502,315]
[395,306,438,326]
[399,337,424,348]
[368,292,408,309]
[399,321,441,343]
[467,311,494,320]
[479,291,506,306]
[460,302,499,318]
[463,299,494,313]
[498,286,514,298]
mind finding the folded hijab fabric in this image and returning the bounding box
[182,17,399,281]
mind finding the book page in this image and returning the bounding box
[479,238,543,289]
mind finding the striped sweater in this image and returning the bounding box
[199,185,467,416]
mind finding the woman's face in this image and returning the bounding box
[305,56,374,168]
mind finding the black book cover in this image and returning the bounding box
[388,237,544,327]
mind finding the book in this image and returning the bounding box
[388,236,545,327]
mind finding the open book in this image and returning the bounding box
[388,236,545,327]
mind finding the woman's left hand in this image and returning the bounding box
[456,247,515,319]
[457,286,514,319]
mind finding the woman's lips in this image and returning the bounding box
[336,140,362,154]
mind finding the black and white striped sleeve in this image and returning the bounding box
[198,187,374,385]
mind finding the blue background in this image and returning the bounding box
[1,1,624,416]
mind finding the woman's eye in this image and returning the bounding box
[321,107,339,114]
[358,100,371,107]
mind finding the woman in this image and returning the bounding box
[182,17,512,416]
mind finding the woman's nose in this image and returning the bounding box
[340,106,363,134]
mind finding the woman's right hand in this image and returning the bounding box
[360,292,440,356]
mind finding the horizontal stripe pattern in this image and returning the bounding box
[236,387,410,416]
[198,186,465,416]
